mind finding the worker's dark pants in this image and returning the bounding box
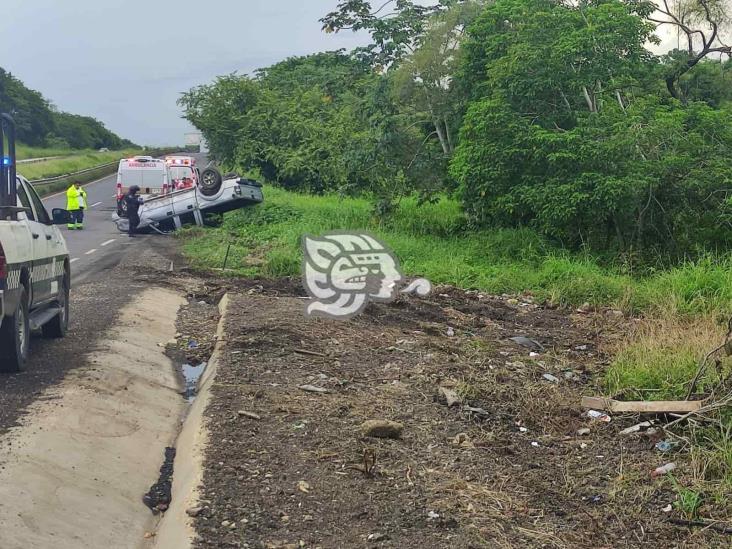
[69,208,84,227]
[128,212,140,236]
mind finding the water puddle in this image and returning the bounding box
[182,362,207,401]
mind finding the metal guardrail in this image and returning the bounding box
[30,161,118,187]
[18,156,63,165]
[28,149,179,188]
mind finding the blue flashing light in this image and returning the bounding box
[1,156,12,167]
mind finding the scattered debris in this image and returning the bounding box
[509,336,545,352]
[237,410,262,420]
[587,410,612,423]
[581,396,703,414]
[577,428,591,436]
[446,327,455,337]
[531,441,540,447]
[619,421,654,436]
[438,386,462,407]
[294,348,328,358]
[367,532,388,542]
[361,420,404,439]
[427,511,440,520]
[651,462,677,478]
[463,406,490,419]
[451,432,474,448]
[577,302,592,313]
[298,384,330,394]
[655,440,678,453]
[662,504,673,513]
[542,373,560,384]
[297,480,311,493]
[144,532,156,539]
[186,506,204,517]
[187,339,199,349]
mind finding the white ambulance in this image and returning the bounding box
[115,156,172,215]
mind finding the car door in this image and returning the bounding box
[16,178,52,306]
[24,179,65,297]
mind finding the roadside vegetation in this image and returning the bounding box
[18,149,140,181]
[1,66,136,150]
[180,0,732,520]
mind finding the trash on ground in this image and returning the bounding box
[577,428,591,436]
[581,396,703,414]
[237,410,261,420]
[463,406,490,419]
[655,440,678,453]
[438,386,462,407]
[619,421,654,436]
[509,336,545,352]
[298,384,330,394]
[651,462,677,477]
[542,373,559,383]
[451,432,474,448]
[187,339,199,349]
[587,410,612,423]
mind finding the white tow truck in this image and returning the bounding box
[0,114,72,372]
[113,163,263,233]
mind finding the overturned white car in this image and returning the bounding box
[113,167,263,233]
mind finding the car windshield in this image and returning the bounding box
[169,166,193,180]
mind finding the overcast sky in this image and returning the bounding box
[0,0,366,145]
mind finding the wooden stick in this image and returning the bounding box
[581,396,703,414]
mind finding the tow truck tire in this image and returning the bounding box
[42,273,69,339]
[200,168,223,196]
[0,286,30,373]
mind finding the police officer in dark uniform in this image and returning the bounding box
[124,185,143,237]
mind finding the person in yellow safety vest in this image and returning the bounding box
[66,181,87,230]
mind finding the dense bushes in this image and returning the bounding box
[0,67,134,149]
[181,0,732,260]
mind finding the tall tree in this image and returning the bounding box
[648,0,732,100]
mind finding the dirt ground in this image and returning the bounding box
[171,275,729,548]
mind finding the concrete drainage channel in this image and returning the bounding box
[153,294,229,548]
[0,289,229,549]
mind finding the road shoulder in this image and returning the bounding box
[0,287,185,549]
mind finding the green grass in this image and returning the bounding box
[181,185,732,317]
[15,144,97,161]
[18,150,140,180]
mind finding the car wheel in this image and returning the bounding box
[199,167,223,196]
[0,286,30,372]
[42,273,69,338]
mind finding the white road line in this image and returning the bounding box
[90,201,103,208]
[100,239,116,247]
[85,249,97,255]
[70,258,79,263]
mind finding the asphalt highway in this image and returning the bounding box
[0,153,201,435]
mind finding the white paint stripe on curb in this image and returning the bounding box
[154,294,231,549]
